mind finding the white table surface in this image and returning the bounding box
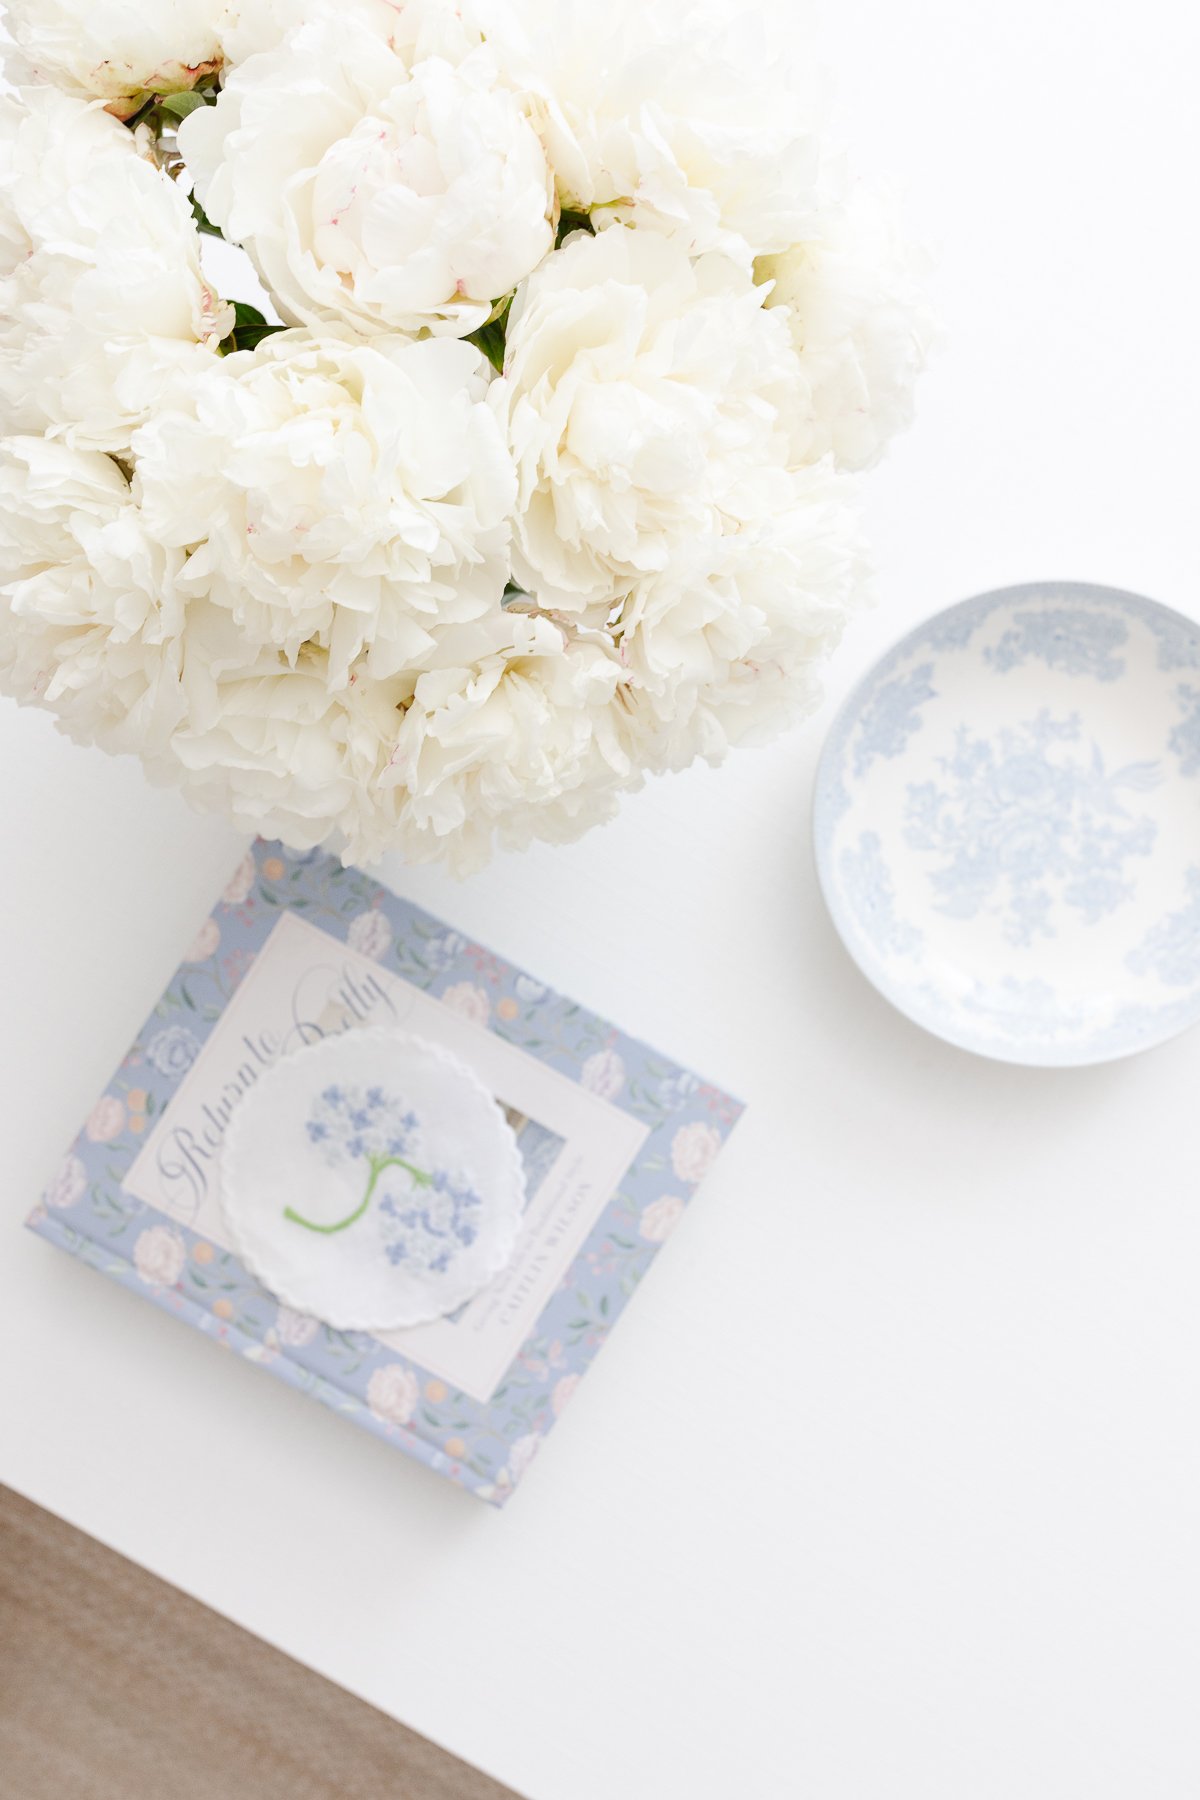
[4,3,1200,1796]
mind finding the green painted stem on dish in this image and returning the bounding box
[284,1154,433,1236]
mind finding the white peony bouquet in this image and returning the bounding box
[0,0,933,870]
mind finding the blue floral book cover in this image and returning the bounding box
[26,842,743,1505]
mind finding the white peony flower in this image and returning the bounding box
[216,0,347,65]
[273,1303,320,1348]
[346,908,392,960]
[503,228,810,613]
[216,0,491,68]
[134,329,516,688]
[181,15,556,339]
[503,1430,542,1484]
[134,608,627,873]
[164,611,398,850]
[222,850,256,905]
[4,0,222,117]
[670,1120,722,1183]
[0,0,928,875]
[366,1361,420,1426]
[0,88,231,452]
[184,916,221,961]
[613,463,866,768]
[0,436,188,756]
[86,1096,128,1142]
[757,170,938,472]
[44,1154,88,1211]
[377,612,634,871]
[507,0,821,264]
[638,1194,685,1242]
[580,1047,625,1099]
[439,982,491,1026]
[133,1224,187,1288]
[551,1373,580,1415]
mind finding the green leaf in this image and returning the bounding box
[159,90,209,121]
[555,208,595,247]
[219,301,289,355]
[466,292,514,374]
[191,194,224,240]
[466,316,507,374]
[232,322,287,352]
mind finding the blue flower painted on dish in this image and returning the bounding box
[1126,867,1200,988]
[985,607,1127,681]
[284,1082,484,1279]
[1148,611,1200,671]
[924,604,989,652]
[904,712,1161,947]
[839,830,923,959]
[285,1083,429,1236]
[1169,684,1200,777]
[852,662,937,777]
[379,1169,483,1276]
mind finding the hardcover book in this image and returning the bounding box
[27,842,742,1504]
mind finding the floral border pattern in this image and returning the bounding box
[27,842,743,1506]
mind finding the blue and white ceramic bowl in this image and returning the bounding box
[813,582,1200,1065]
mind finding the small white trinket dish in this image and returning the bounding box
[221,1029,526,1330]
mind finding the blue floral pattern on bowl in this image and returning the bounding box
[904,712,1161,948]
[814,583,1200,1065]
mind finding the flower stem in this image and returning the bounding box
[284,1154,432,1235]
